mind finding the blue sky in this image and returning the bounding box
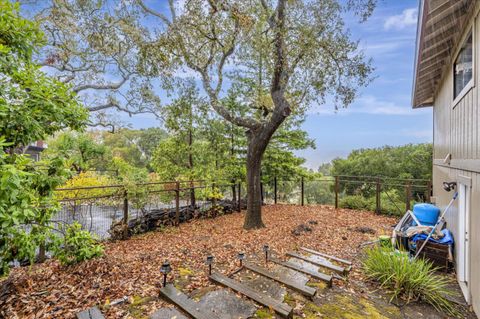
[120,0,432,169]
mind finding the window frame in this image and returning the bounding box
[453,25,475,107]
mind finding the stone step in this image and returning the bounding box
[159,284,221,319]
[209,272,293,318]
[269,256,333,286]
[286,252,346,275]
[300,247,352,271]
[244,262,316,298]
[76,307,104,319]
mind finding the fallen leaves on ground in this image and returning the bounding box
[0,204,396,319]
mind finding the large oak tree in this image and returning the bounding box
[138,0,376,229]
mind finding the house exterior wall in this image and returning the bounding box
[432,4,480,315]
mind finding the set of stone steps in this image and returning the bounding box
[151,247,351,319]
[76,247,351,319]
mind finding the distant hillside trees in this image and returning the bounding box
[331,143,432,181]
[327,143,433,215]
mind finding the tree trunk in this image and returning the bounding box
[244,134,267,229]
[37,243,46,263]
[231,181,237,203]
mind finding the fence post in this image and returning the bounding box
[175,181,180,226]
[274,176,277,204]
[334,176,339,209]
[238,182,242,212]
[405,181,412,212]
[212,181,217,207]
[237,182,241,212]
[426,180,432,203]
[376,177,381,214]
[123,189,129,238]
[301,176,304,206]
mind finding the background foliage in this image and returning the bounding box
[0,0,100,275]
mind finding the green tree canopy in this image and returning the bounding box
[0,1,87,149]
[102,128,167,171]
[331,144,433,181]
[0,0,96,275]
[44,131,108,173]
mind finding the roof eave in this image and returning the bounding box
[412,0,429,109]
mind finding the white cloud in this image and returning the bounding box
[310,95,430,116]
[353,95,412,115]
[384,8,418,31]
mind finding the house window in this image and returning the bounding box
[454,33,473,99]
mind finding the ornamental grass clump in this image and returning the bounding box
[362,245,459,317]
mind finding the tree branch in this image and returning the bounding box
[72,73,132,93]
[137,0,171,25]
[86,98,153,116]
[88,121,116,133]
[271,0,287,94]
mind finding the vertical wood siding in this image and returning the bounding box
[432,7,479,315]
[434,12,479,162]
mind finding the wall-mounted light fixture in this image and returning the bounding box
[443,181,457,192]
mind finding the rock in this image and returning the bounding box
[271,265,309,286]
[243,276,286,302]
[197,289,256,319]
[308,220,318,225]
[354,226,376,235]
[291,224,313,236]
[150,307,189,319]
[110,199,247,239]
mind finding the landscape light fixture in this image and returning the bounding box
[263,244,270,263]
[206,255,214,275]
[443,181,457,192]
[160,261,171,287]
[237,252,245,267]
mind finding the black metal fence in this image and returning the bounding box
[53,175,431,239]
[53,180,242,239]
[262,175,432,216]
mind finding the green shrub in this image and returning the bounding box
[339,195,371,210]
[340,190,414,216]
[378,189,407,216]
[362,246,459,317]
[54,222,104,265]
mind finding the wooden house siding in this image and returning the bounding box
[431,4,480,314]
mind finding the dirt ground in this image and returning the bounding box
[0,205,475,318]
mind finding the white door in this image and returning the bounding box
[457,182,470,303]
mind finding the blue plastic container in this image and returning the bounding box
[412,203,440,226]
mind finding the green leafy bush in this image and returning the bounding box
[340,190,414,216]
[53,222,104,265]
[367,190,406,216]
[362,246,459,316]
[339,195,371,210]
